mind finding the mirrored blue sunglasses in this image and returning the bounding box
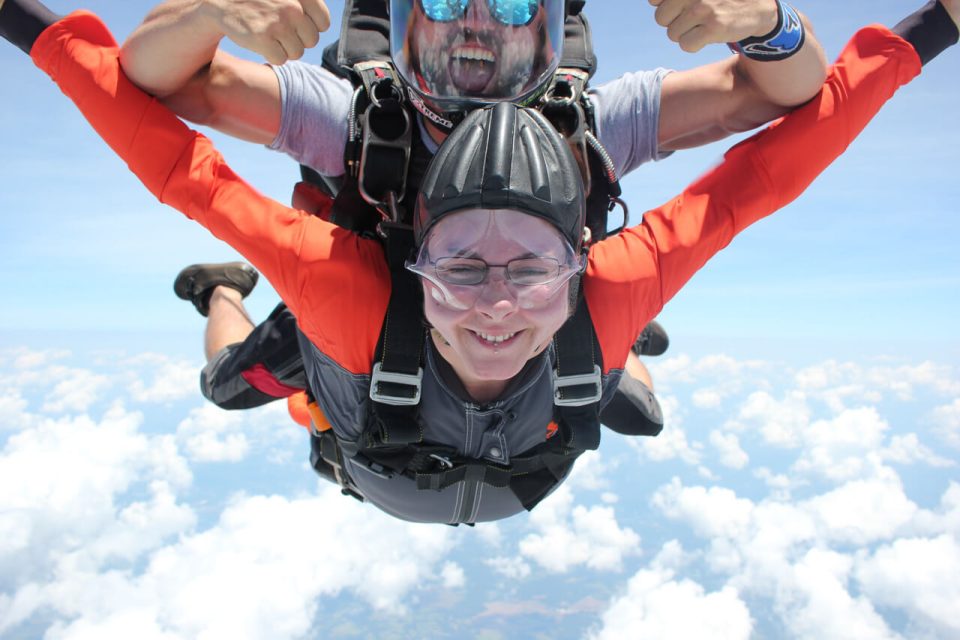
[419,0,540,26]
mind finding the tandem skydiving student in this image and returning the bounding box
[118,0,829,437]
[0,0,956,524]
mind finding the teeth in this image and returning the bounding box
[454,46,495,63]
[477,331,517,344]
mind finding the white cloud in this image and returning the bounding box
[793,407,890,482]
[652,478,753,541]
[485,556,532,580]
[804,476,918,545]
[518,485,641,573]
[41,368,111,413]
[710,430,749,469]
[795,360,960,406]
[127,357,199,403]
[631,405,702,466]
[567,450,611,491]
[856,534,960,637]
[931,398,960,449]
[590,547,752,640]
[4,488,458,639]
[0,389,29,431]
[653,353,769,388]
[729,390,811,448]
[440,562,465,589]
[6,347,70,370]
[692,387,724,409]
[175,404,250,462]
[783,548,898,640]
[881,433,954,467]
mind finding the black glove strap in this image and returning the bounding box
[0,0,60,54]
[893,1,959,66]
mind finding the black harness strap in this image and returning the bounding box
[367,222,426,445]
[552,296,603,451]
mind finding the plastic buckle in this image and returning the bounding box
[369,362,423,406]
[553,365,602,406]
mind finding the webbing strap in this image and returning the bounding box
[368,222,425,443]
[552,296,603,450]
[559,11,596,77]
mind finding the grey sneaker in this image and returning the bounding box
[633,320,669,357]
[174,262,259,317]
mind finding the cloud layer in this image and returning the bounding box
[1,347,957,639]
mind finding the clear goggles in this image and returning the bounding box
[405,211,585,310]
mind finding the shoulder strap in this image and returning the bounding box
[366,222,426,445]
[551,293,603,451]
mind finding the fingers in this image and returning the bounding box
[302,0,332,33]
[220,0,328,64]
[653,0,686,29]
[650,0,772,53]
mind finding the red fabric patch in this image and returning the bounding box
[546,421,559,439]
[241,364,302,397]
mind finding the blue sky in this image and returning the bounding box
[0,0,958,358]
[1,2,959,639]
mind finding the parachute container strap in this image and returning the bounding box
[560,10,596,79]
[368,223,425,445]
[328,0,391,78]
[552,297,602,450]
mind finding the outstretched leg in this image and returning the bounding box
[174,262,306,409]
[599,321,668,437]
[204,286,256,361]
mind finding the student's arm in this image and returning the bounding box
[587,6,957,370]
[652,0,828,151]
[0,2,389,374]
[117,0,331,143]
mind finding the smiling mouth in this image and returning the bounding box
[449,44,496,94]
[472,329,519,346]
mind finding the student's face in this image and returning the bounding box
[407,0,546,101]
[413,209,579,384]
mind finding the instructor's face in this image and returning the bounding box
[408,0,544,101]
[419,209,572,386]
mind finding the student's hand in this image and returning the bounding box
[648,0,780,53]
[204,0,331,64]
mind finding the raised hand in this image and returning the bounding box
[648,0,780,53]
[205,0,331,64]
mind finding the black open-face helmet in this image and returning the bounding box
[389,0,565,127]
[415,101,586,252]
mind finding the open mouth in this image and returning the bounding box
[471,329,520,347]
[448,44,496,94]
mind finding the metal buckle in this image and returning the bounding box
[553,365,602,406]
[369,362,423,406]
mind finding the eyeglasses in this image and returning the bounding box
[406,254,583,310]
[419,0,540,27]
[431,256,566,285]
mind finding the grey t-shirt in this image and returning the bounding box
[269,62,672,179]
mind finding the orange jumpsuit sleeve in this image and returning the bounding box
[29,11,388,375]
[585,25,923,373]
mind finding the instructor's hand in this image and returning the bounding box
[204,0,331,64]
[648,0,779,53]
